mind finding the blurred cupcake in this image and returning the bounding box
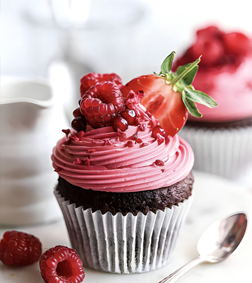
[174,25,252,183]
[52,53,216,273]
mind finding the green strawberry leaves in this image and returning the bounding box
[176,64,198,86]
[159,51,218,117]
[161,51,175,74]
[184,87,218,108]
[182,91,202,117]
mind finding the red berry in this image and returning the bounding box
[73,107,81,117]
[120,109,136,125]
[122,74,188,136]
[0,230,42,266]
[80,81,125,128]
[80,72,123,96]
[223,32,250,56]
[112,116,128,132]
[40,245,85,283]
[196,25,222,39]
[71,116,86,132]
[152,125,166,139]
[190,37,224,65]
[120,52,216,137]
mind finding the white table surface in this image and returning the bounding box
[1,171,252,283]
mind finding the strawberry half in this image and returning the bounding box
[121,51,217,136]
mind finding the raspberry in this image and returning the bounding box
[40,245,85,283]
[0,230,42,266]
[223,32,250,56]
[196,25,222,39]
[80,81,125,128]
[80,72,123,96]
[190,37,224,65]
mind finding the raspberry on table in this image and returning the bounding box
[80,72,123,96]
[0,230,42,266]
[40,245,85,283]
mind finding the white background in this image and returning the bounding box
[1,0,252,80]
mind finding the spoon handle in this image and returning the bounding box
[158,256,206,283]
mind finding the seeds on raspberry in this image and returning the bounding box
[80,82,125,128]
[121,109,136,125]
[112,116,128,132]
[80,72,123,96]
[152,125,166,139]
[0,230,42,266]
[39,245,85,283]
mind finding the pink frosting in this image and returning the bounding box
[52,125,194,192]
[190,55,252,122]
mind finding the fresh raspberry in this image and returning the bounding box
[0,230,42,266]
[190,37,224,65]
[196,25,223,39]
[40,245,85,283]
[223,32,251,56]
[80,81,125,128]
[80,72,123,96]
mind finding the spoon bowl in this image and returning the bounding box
[159,212,247,283]
[197,212,247,263]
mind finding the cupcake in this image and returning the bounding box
[52,52,216,273]
[173,25,252,183]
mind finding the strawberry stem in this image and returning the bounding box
[171,56,201,86]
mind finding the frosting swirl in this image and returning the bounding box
[189,55,252,122]
[52,124,194,192]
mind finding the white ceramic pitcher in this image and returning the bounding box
[0,77,70,226]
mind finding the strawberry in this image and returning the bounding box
[121,52,217,136]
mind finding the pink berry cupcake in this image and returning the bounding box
[173,25,252,183]
[52,53,216,273]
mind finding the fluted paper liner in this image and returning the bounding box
[179,125,252,182]
[55,190,193,274]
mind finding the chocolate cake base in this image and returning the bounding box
[185,116,252,129]
[56,172,194,216]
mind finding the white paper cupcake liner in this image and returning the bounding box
[54,189,193,274]
[179,125,252,183]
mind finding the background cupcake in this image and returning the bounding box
[52,54,215,273]
[173,25,252,184]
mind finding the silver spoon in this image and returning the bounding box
[159,212,247,283]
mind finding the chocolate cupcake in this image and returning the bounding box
[53,124,194,273]
[174,25,252,183]
[52,53,215,273]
